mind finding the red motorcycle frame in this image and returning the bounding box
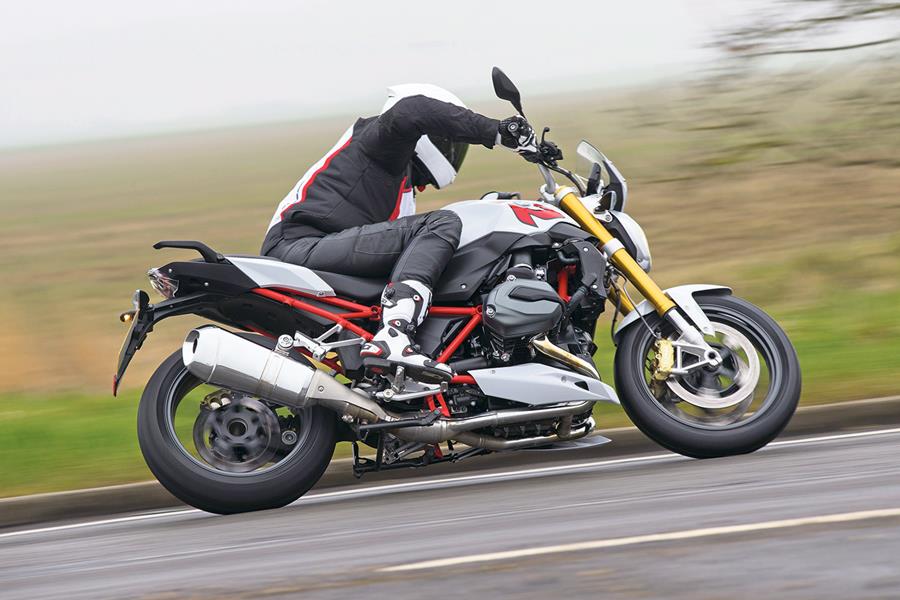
[249,267,573,418]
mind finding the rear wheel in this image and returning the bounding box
[614,294,800,458]
[137,334,337,514]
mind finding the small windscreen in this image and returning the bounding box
[575,140,605,183]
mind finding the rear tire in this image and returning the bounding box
[614,294,800,459]
[137,334,337,514]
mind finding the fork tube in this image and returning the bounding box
[556,189,675,315]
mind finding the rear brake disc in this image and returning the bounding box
[193,393,280,472]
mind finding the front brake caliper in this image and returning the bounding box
[650,339,674,399]
[651,339,674,380]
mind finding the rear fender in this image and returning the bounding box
[113,291,228,395]
[613,284,732,343]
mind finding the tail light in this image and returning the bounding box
[148,267,178,299]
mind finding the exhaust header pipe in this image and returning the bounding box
[182,326,595,450]
[531,336,600,380]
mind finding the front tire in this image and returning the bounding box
[137,334,337,514]
[614,294,800,458]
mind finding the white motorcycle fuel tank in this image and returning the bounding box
[432,199,582,302]
[444,199,578,249]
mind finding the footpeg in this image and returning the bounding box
[363,357,452,385]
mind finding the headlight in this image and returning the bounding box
[608,211,652,272]
[147,267,178,299]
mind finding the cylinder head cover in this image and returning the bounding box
[483,279,564,341]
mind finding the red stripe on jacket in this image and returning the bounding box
[279,136,354,221]
[389,176,411,221]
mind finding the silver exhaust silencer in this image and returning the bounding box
[182,326,387,422]
[182,326,314,404]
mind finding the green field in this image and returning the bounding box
[2,67,899,497]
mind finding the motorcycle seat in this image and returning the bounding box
[314,270,386,303]
[223,254,386,303]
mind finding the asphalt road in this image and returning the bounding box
[2,427,899,599]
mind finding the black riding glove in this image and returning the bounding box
[498,116,538,157]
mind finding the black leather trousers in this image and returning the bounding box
[265,210,462,289]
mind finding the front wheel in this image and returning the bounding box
[137,334,337,514]
[614,294,800,458]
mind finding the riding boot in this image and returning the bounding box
[360,280,453,383]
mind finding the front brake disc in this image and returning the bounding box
[665,322,760,410]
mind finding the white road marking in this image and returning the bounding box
[2,426,899,541]
[379,507,900,572]
[768,427,900,447]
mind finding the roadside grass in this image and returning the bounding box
[0,389,146,496]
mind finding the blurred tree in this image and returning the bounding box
[716,1,900,59]
[645,0,900,178]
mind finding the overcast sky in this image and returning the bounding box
[2,1,759,148]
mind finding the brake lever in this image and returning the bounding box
[537,127,563,166]
[540,126,551,146]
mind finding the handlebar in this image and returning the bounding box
[538,165,558,193]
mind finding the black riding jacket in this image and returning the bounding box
[262,95,499,255]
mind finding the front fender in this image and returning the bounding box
[613,284,732,343]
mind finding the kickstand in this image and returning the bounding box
[351,435,385,479]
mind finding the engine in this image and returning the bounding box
[482,279,564,362]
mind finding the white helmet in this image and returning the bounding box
[381,84,469,189]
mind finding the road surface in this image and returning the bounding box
[2,427,899,599]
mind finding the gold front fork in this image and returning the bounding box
[556,188,675,316]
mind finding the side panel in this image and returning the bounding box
[227,256,335,297]
[470,363,620,406]
[433,231,521,302]
[444,199,578,248]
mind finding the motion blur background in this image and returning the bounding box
[1,0,898,497]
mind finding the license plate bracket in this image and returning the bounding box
[113,290,152,395]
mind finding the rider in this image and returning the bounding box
[262,84,537,381]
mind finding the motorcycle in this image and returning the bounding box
[115,68,801,514]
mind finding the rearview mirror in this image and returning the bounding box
[492,67,524,117]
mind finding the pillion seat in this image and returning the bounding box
[224,255,386,303]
